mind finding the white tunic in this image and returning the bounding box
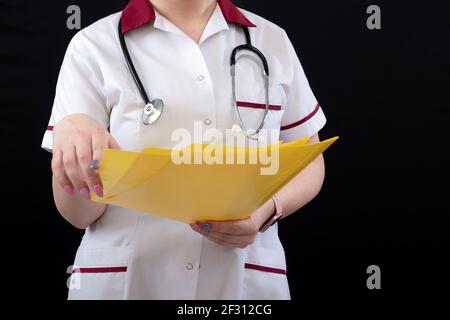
[42,0,326,299]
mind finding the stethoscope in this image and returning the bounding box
[118,17,270,140]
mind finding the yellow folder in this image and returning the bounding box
[92,136,338,223]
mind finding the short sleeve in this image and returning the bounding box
[279,32,326,143]
[41,34,110,152]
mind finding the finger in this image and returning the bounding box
[90,134,120,167]
[62,145,90,199]
[200,228,254,247]
[203,234,246,249]
[75,139,103,198]
[190,224,253,248]
[51,149,73,195]
[90,133,110,197]
[197,219,256,235]
[91,132,109,167]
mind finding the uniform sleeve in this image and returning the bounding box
[41,34,110,152]
[279,32,326,143]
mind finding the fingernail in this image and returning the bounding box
[93,184,103,198]
[80,187,91,200]
[198,223,212,230]
[64,185,74,195]
[190,223,201,232]
[90,160,100,170]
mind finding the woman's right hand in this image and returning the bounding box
[51,113,120,200]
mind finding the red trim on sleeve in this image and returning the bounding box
[47,126,54,131]
[245,263,287,275]
[280,103,320,131]
[236,101,282,111]
[72,267,128,274]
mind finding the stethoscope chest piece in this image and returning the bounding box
[142,99,164,125]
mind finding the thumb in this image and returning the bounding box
[108,135,121,150]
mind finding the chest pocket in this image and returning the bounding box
[233,57,286,145]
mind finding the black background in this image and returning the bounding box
[0,0,449,304]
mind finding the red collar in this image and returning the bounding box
[121,0,256,33]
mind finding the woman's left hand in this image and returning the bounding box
[189,200,275,249]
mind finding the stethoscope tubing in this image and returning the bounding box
[230,40,270,138]
[118,17,271,139]
[118,18,152,105]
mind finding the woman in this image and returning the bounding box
[42,0,327,299]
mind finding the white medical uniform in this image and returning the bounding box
[42,0,326,300]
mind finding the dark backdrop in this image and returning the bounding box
[0,0,448,303]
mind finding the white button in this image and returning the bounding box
[186,263,194,270]
[197,75,205,81]
[204,118,212,126]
